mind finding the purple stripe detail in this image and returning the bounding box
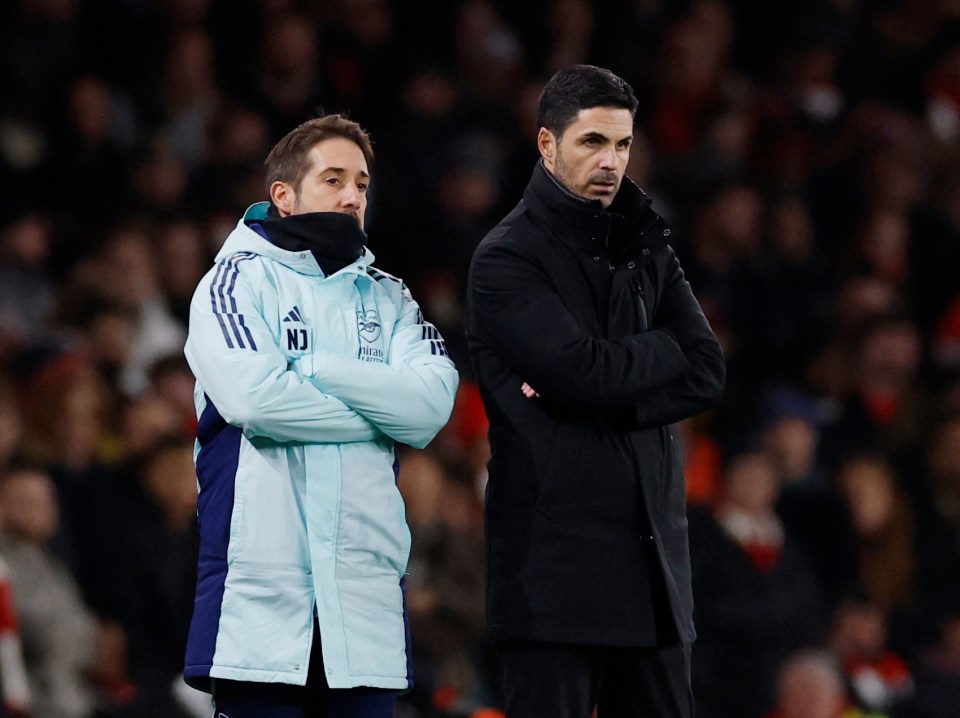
[184,396,241,690]
[215,255,239,314]
[238,315,257,350]
[208,261,225,313]
[214,314,234,348]
[225,314,246,349]
[215,256,234,313]
[209,262,234,349]
[211,253,258,351]
[225,257,244,312]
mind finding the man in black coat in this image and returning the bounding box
[466,65,726,717]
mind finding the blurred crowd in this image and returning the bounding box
[1,0,960,717]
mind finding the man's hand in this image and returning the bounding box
[521,382,540,399]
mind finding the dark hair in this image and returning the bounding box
[537,65,639,138]
[264,114,374,195]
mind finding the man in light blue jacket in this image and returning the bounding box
[182,114,459,718]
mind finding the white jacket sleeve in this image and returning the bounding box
[185,258,382,444]
[310,286,459,449]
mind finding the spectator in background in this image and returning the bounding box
[397,448,449,544]
[254,12,326,137]
[828,594,914,715]
[765,649,882,718]
[847,209,911,289]
[407,464,490,715]
[94,227,186,396]
[318,0,404,131]
[905,413,960,645]
[0,467,101,718]
[689,450,825,718]
[154,220,208,327]
[910,613,960,718]
[183,105,270,221]
[107,437,199,718]
[17,352,119,598]
[125,146,190,221]
[0,552,30,717]
[677,178,765,435]
[153,28,219,170]
[756,388,859,613]
[819,316,926,470]
[836,455,917,617]
[909,162,960,340]
[147,353,200,437]
[649,5,732,162]
[48,75,132,244]
[756,193,834,380]
[0,214,57,355]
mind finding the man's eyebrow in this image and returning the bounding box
[579,131,633,143]
[318,166,371,179]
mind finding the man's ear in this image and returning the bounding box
[269,181,296,217]
[537,128,556,170]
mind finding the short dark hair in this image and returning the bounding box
[264,114,374,195]
[537,65,639,139]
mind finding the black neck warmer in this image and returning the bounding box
[260,207,367,276]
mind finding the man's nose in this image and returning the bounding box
[597,147,617,169]
[341,184,361,208]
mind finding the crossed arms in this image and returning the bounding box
[185,265,458,449]
[469,242,724,426]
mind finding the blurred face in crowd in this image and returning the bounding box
[763,417,818,484]
[0,470,59,545]
[777,656,846,718]
[838,458,897,537]
[723,451,780,515]
[831,600,887,655]
[538,106,633,208]
[270,138,370,228]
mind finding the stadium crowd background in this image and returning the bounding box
[2,0,960,716]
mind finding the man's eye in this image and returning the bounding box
[358,184,369,192]
[326,177,340,185]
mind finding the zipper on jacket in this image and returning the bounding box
[635,282,649,331]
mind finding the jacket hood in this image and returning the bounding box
[215,202,375,277]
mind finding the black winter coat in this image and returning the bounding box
[466,161,725,645]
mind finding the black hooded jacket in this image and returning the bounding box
[466,161,725,645]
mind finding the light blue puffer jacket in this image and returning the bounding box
[183,203,458,691]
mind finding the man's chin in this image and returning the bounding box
[586,186,617,205]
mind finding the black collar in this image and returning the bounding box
[523,160,669,258]
[254,207,367,276]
